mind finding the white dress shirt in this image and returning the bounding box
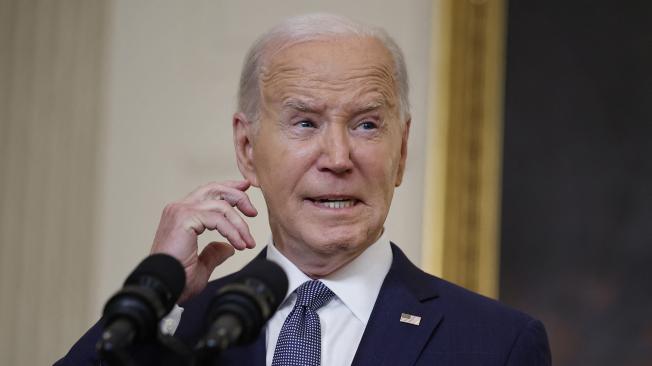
[159,232,393,366]
[265,232,393,366]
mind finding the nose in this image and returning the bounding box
[317,125,353,174]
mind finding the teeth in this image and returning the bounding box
[317,199,355,209]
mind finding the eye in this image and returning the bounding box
[296,120,316,128]
[357,121,378,130]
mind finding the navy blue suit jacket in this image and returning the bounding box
[56,244,551,365]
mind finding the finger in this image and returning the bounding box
[184,181,258,217]
[197,185,258,217]
[194,200,256,248]
[185,180,250,202]
[198,241,235,274]
[196,211,248,250]
[215,187,258,217]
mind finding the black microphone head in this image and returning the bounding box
[232,258,288,307]
[101,253,186,346]
[98,254,186,357]
[125,253,186,303]
[202,259,288,348]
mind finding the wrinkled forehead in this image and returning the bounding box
[258,37,399,113]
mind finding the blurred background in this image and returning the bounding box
[0,0,650,365]
[500,1,652,365]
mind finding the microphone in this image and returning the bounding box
[96,253,186,359]
[194,259,288,360]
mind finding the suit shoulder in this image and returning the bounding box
[390,243,537,327]
[429,273,536,326]
[416,274,550,363]
[390,242,547,349]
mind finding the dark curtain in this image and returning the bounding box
[500,1,652,365]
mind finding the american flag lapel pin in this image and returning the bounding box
[400,313,421,326]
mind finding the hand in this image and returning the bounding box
[150,180,258,303]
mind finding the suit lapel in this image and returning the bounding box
[351,244,443,366]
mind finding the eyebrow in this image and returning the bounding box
[282,99,322,113]
[355,100,384,114]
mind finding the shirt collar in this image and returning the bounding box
[266,230,393,326]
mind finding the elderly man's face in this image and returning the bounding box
[236,37,409,269]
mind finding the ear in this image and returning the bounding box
[233,112,260,187]
[394,118,411,187]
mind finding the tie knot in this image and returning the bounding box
[295,280,334,310]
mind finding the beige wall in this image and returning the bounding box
[0,1,107,365]
[0,0,438,364]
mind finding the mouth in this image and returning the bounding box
[306,196,360,209]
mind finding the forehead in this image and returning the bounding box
[259,37,398,112]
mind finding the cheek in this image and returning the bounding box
[358,147,400,192]
[253,138,283,190]
[255,138,316,193]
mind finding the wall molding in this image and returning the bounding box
[422,0,506,298]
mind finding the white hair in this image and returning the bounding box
[237,13,410,122]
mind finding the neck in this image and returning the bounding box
[272,232,382,278]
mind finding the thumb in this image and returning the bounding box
[198,241,235,274]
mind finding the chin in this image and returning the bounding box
[303,226,375,255]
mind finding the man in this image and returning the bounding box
[57,14,551,365]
